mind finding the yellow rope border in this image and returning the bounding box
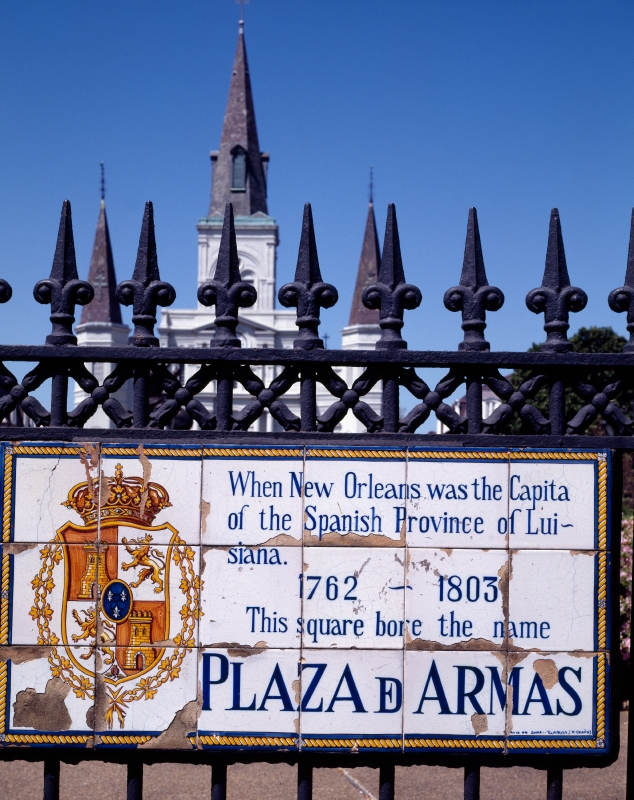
[203,448,303,458]
[2,734,90,744]
[508,451,602,461]
[404,738,504,749]
[97,735,154,745]
[102,447,201,457]
[409,451,507,460]
[302,737,402,748]
[306,449,404,459]
[199,735,297,747]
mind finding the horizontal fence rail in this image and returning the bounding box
[1,198,633,800]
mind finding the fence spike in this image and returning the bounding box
[443,207,504,351]
[608,207,634,351]
[362,203,422,349]
[115,201,176,346]
[278,203,338,349]
[34,199,94,345]
[526,208,587,352]
[198,202,257,347]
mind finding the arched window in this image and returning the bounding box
[232,152,246,190]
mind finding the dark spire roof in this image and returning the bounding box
[209,23,268,216]
[348,201,381,325]
[80,199,122,324]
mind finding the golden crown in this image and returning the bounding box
[63,463,171,526]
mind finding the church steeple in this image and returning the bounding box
[80,180,122,325]
[209,22,268,217]
[348,200,381,325]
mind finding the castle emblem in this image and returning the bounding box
[30,463,200,729]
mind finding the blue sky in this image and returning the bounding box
[1,0,633,353]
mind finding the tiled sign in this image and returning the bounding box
[0,444,612,755]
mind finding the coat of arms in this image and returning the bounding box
[30,463,201,728]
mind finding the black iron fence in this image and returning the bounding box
[1,198,633,800]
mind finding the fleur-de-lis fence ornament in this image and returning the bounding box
[115,202,176,346]
[278,203,338,349]
[526,208,587,352]
[197,202,257,347]
[608,208,634,352]
[443,207,504,351]
[362,204,422,349]
[34,200,94,345]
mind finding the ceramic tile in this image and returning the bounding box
[200,546,301,648]
[406,454,509,549]
[403,650,507,740]
[198,647,299,749]
[506,652,602,743]
[9,542,98,647]
[100,446,202,545]
[508,453,601,550]
[299,649,403,746]
[406,549,507,649]
[0,645,95,745]
[303,449,407,547]
[301,548,405,649]
[202,448,304,546]
[94,645,198,746]
[10,443,100,543]
[508,550,599,652]
[97,543,200,649]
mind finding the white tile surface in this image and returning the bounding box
[200,546,301,648]
[404,650,507,737]
[299,649,404,739]
[202,451,304,546]
[508,550,597,651]
[406,456,509,549]
[303,452,407,546]
[508,456,598,549]
[406,549,507,648]
[301,547,405,649]
[198,647,299,738]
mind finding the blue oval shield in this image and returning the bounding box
[102,579,133,624]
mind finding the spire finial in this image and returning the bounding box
[235,0,249,28]
[100,162,105,205]
[369,167,374,204]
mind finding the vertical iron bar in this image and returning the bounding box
[43,758,60,800]
[133,365,149,428]
[549,376,565,436]
[546,767,562,800]
[464,764,480,800]
[212,761,227,800]
[127,761,143,800]
[466,374,482,434]
[300,369,317,432]
[50,368,68,427]
[216,369,233,432]
[379,764,395,800]
[297,762,312,800]
[383,373,399,433]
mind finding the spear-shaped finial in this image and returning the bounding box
[115,201,176,346]
[443,207,504,350]
[608,208,634,351]
[34,200,94,345]
[278,203,338,349]
[197,202,257,346]
[526,208,587,352]
[362,204,422,349]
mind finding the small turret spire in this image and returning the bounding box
[348,187,381,326]
[80,166,122,325]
